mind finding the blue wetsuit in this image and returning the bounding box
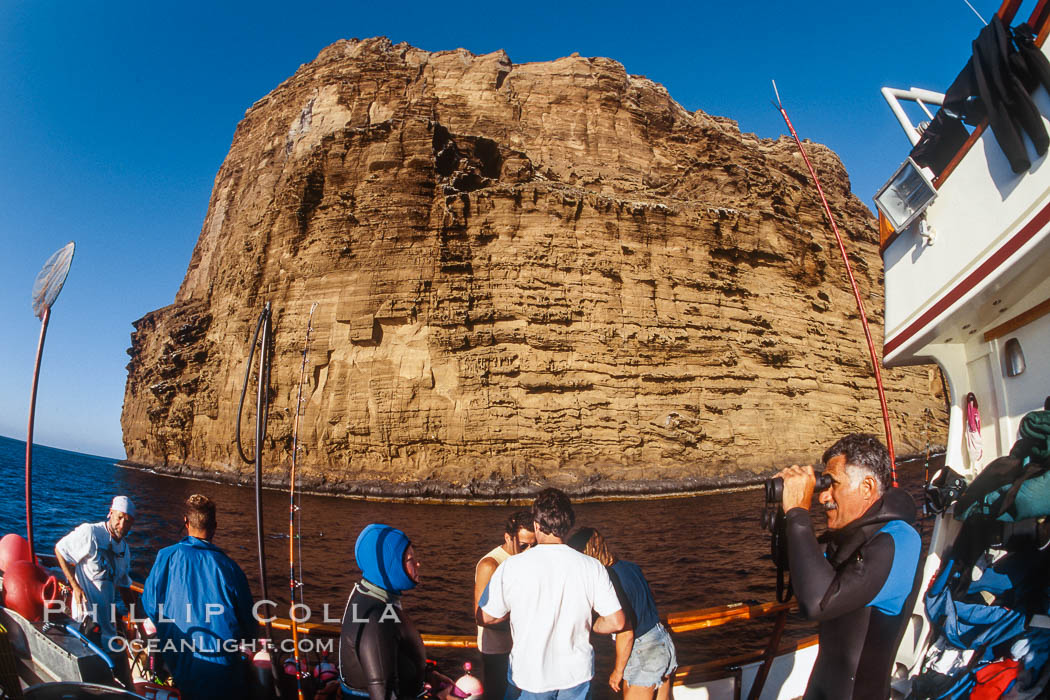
[786,488,921,700]
[141,536,256,700]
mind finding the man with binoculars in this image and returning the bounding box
[773,433,921,700]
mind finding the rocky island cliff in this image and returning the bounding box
[120,37,947,498]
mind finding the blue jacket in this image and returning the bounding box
[141,536,256,699]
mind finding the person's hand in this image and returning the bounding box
[429,669,453,683]
[776,465,816,512]
[427,669,454,696]
[70,583,86,611]
[609,668,624,692]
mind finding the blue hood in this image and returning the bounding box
[354,523,416,592]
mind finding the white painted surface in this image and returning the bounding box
[881,53,1050,366]
[675,644,818,700]
[995,314,1050,426]
[876,29,1050,696]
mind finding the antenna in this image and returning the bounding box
[963,0,988,25]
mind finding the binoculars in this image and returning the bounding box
[761,470,833,533]
[764,471,833,504]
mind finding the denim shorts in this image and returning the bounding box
[623,623,677,689]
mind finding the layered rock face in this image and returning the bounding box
[121,38,947,495]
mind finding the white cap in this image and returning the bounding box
[111,496,135,518]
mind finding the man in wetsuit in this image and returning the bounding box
[473,509,537,700]
[776,433,921,700]
[141,494,257,700]
[340,523,451,700]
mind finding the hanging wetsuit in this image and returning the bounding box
[339,524,426,700]
[943,16,1050,173]
[914,19,1050,176]
[785,488,922,700]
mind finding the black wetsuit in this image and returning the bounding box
[339,582,427,700]
[785,488,922,700]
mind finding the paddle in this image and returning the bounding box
[25,241,76,563]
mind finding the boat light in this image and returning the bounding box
[874,157,938,232]
[1004,338,1026,377]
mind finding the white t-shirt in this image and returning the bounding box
[481,543,621,692]
[55,521,131,644]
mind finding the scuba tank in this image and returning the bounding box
[283,655,309,679]
[281,653,316,699]
[312,651,340,699]
[451,662,483,699]
[248,646,276,700]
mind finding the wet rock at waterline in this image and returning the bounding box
[120,37,947,496]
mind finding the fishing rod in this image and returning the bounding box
[923,408,933,518]
[771,82,898,487]
[25,242,76,563]
[287,302,317,700]
[235,302,275,640]
[920,407,934,545]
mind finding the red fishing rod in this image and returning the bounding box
[771,82,898,486]
[25,242,76,562]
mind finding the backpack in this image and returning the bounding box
[955,406,1050,524]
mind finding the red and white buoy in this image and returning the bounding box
[453,662,483,699]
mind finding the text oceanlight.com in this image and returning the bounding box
[108,636,335,654]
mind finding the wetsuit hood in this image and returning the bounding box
[354,523,416,593]
[823,487,917,567]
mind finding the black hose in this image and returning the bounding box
[235,308,269,465]
[232,303,282,696]
[255,303,273,611]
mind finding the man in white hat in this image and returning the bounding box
[55,495,137,669]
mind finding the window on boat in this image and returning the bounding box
[1004,338,1026,377]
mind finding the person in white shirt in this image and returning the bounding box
[478,488,625,700]
[55,495,136,684]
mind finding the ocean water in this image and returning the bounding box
[0,434,932,693]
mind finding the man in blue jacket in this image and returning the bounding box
[141,494,257,699]
[775,433,922,700]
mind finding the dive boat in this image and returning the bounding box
[272,3,1050,698]
[675,0,1050,697]
[7,1,1050,698]
[874,0,1050,696]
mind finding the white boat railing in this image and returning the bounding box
[880,87,947,146]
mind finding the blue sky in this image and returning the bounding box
[0,0,1009,458]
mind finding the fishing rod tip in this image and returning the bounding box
[771,79,783,108]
